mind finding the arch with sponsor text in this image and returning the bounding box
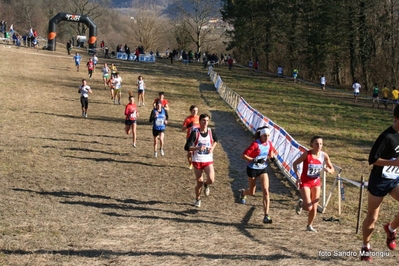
[47,12,97,51]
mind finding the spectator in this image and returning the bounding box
[104,46,109,58]
[67,40,72,55]
[126,46,130,60]
[134,48,140,62]
[227,57,234,70]
[277,65,283,77]
[100,40,104,52]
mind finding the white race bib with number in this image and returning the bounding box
[307,163,323,178]
[382,165,399,179]
[155,118,164,126]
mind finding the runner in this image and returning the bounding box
[113,72,122,105]
[124,92,139,148]
[292,136,334,232]
[293,68,298,83]
[184,114,218,208]
[372,83,379,108]
[92,53,98,71]
[182,105,200,169]
[382,85,390,109]
[320,74,326,91]
[78,79,92,118]
[360,105,399,261]
[110,63,117,78]
[353,80,361,103]
[239,126,276,224]
[73,52,81,72]
[137,75,146,107]
[107,75,115,101]
[153,91,169,110]
[149,101,169,157]
[86,58,94,79]
[102,63,110,90]
[392,86,399,111]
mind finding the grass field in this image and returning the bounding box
[0,44,398,265]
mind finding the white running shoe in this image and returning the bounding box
[296,199,303,215]
[160,149,164,156]
[194,200,201,207]
[204,183,210,196]
[154,151,158,158]
[307,225,317,232]
[132,143,137,148]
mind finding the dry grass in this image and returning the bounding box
[0,44,397,265]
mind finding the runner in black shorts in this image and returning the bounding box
[361,104,399,261]
[240,126,275,224]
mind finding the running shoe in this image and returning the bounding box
[296,199,303,215]
[306,225,317,232]
[138,103,141,107]
[132,143,137,148]
[82,111,85,117]
[114,100,117,105]
[194,199,201,207]
[160,149,164,156]
[384,223,397,250]
[360,246,372,261]
[189,164,193,170]
[154,151,158,158]
[263,215,272,224]
[239,189,246,204]
[204,183,210,196]
[118,101,121,105]
[142,103,145,106]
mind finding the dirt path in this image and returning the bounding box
[0,46,395,265]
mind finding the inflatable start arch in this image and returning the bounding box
[47,12,97,51]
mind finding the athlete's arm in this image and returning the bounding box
[149,110,155,123]
[323,152,335,174]
[292,151,308,185]
[184,131,196,151]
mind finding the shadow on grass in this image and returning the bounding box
[65,147,130,156]
[62,155,164,166]
[12,188,112,200]
[31,111,123,124]
[0,248,296,261]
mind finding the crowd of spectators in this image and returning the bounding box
[1,21,39,48]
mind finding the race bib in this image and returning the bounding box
[307,163,323,178]
[197,143,210,155]
[382,165,399,179]
[155,118,164,126]
[130,111,136,119]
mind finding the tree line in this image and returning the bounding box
[0,0,225,60]
[221,0,399,90]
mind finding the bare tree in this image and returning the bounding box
[64,0,111,36]
[174,0,221,53]
[14,0,37,29]
[130,9,170,52]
